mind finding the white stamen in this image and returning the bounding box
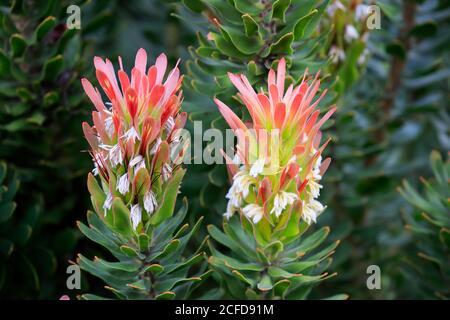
[327,0,345,16]
[164,116,175,134]
[117,173,129,195]
[129,155,145,170]
[224,201,238,220]
[329,46,346,64]
[302,198,326,225]
[130,204,142,230]
[232,153,242,165]
[271,191,298,217]
[122,126,140,143]
[103,191,113,216]
[344,25,359,43]
[242,204,264,224]
[92,153,104,176]
[355,4,370,21]
[144,190,158,214]
[162,163,172,182]
[104,116,114,137]
[109,144,123,167]
[249,158,265,177]
[150,137,162,155]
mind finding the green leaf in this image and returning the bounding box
[0,201,16,223]
[26,112,45,125]
[182,0,205,13]
[143,264,164,275]
[242,14,259,37]
[77,220,120,254]
[273,279,290,298]
[150,169,185,225]
[245,288,259,299]
[41,55,64,81]
[293,9,318,40]
[35,16,56,42]
[111,198,133,237]
[208,224,243,253]
[271,0,291,22]
[232,270,255,286]
[0,162,6,184]
[385,41,406,60]
[155,291,175,300]
[0,49,11,76]
[11,224,32,246]
[257,274,273,291]
[138,233,149,252]
[219,25,263,55]
[269,32,294,55]
[291,226,330,255]
[43,91,60,107]
[0,240,14,257]
[120,245,140,258]
[150,239,180,260]
[264,241,284,260]
[439,228,450,249]
[377,2,397,20]
[323,294,349,300]
[10,34,27,58]
[409,22,437,39]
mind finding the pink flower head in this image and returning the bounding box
[82,48,187,231]
[215,58,335,227]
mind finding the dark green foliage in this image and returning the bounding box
[77,199,210,299]
[182,0,332,97]
[0,0,94,298]
[399,151,450,299]
[315,0,450,299]
[0,160,78,298]
[207,217,344,299]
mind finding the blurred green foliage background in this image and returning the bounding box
[0,0,448,299]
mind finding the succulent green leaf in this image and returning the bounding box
[271,0,291,22]
[35,16,56,41]
[10,34,27,58]
[268,32,294,55]
[242,14,259,37]
[41,55,64,81]
[257,274,273,291]
[111,198,133,237]
[150,169,185,226]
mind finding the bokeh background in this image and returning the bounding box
[0,0,448,299]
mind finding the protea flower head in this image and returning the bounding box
[215,58,336,238]
[82,48,187,233]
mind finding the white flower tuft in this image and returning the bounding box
[104,116,114,137]
[271,191,298,217]
[164,116,175,134]
[117,173,129,195]
[103,191,113,216]
[355,4,370,21]
[122,126,140,143]
[109,144,123,167]
[249,158,265,177]
[129,155,146,171]
[327,0,345,16]
[242,204,264,224]
[162,163,172,182]
[150,137,162,155]
[130,204,142,230]
[302,198,326,225]
[344,25,359,43]
[144,190,158,214]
